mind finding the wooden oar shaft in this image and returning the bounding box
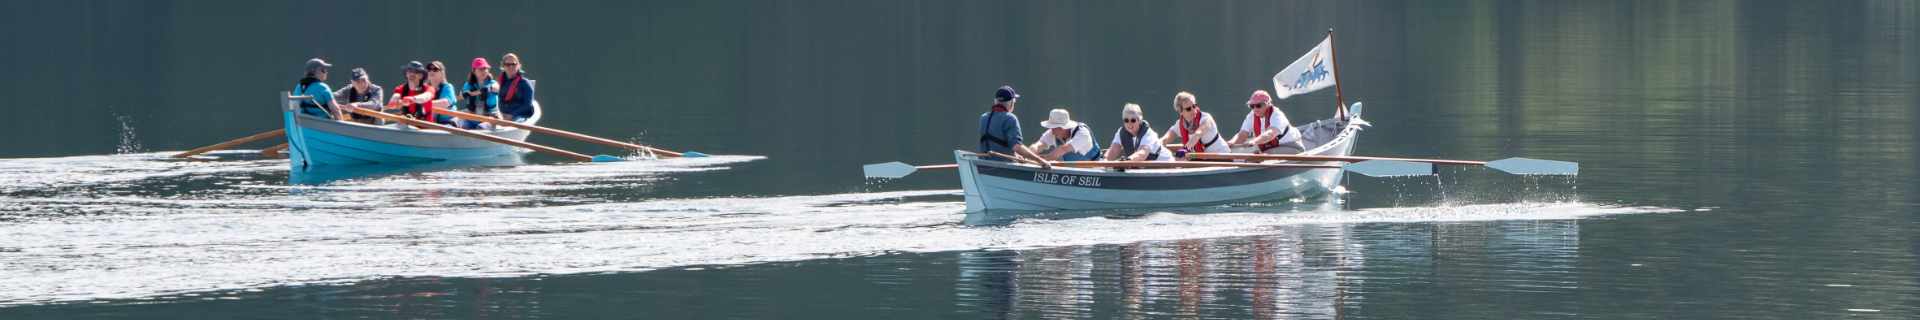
[1188,153,1487,166]
[173,129,286,158]
[436,109,683,157]
[348,108,593,161]
[260,143,289,157]
[986,151,1046,166]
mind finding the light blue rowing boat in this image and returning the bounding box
[279,91,543,169]
[953,104,1367,213]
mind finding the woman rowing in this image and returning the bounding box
[1227,90,1305,154]
[1103,103,1172,161]
[1159,91,1230,159]
[459,57,501,129]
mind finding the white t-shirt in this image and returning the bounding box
[1239,109,1300,145]
[1036,123,1095,155]
[1109,126,1173,161]
[1168,112,1231,154]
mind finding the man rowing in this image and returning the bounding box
[1103,103,1171,161]
[1029,108,1101,161]
[1160,91,1230,159]
[977,85,1052,168]
[333,68,384,124]
[1227,90,1305,154]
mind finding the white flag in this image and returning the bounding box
[1271,36,1337,100]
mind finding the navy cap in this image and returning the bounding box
[994,85,1019,102]
[349,68,369,80]
[403,61,425,73]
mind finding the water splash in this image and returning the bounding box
[113,113,143,155]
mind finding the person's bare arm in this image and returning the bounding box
[1013,144,1053,169]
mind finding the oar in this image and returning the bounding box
[260,143,289,157]
[863,162,958,179]
[173,129,286,158]
[434,109,706,158]
[347,108,618,162]
[1187,153,1579,176]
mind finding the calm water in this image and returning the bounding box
[2,0,1917,318]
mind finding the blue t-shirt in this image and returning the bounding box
[436,82,457,104]
[294,80,334,118]
[978,111,1022,157]
[295,81,334,107]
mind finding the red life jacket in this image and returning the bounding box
[1251,109,1285,151]
[1179,112,1219,151]
[395,83,437,120]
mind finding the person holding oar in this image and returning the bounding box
[978,85,1052,169]
[1103,103,1172,161]
[333,68,384,124]
[1228,90,1305,154]
[292,58,343,120]
[1160,91,1231,159]
[387,61,433,122]
[1029,108,1101,161]
[460,57,501,130]
[392,61,460,127]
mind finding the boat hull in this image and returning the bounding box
[280,92,543,169]
[955,107,1364,213]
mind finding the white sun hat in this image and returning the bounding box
[1039,108,1079,129]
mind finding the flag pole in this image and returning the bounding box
[1328,28,1348,120]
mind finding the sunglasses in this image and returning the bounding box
[1123,118,1139,123]
[1248,103,1267,109]
[502,62,520,67]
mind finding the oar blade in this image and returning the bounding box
[1486,157,1579,175]
[591,155,626,162]
[1342,159,1435,177]
[863,162,918,179]
[681,151,709,158]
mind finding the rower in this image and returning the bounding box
[387,61,432,121]
[1103,103,1171,161]
[292,58,342,119]
[1228,90,1305,154]
[1029,108,1101,161]
[1159,91,1230,159]
[459,57,501,129]
[332,68,384,124]
[977,85,1052,168]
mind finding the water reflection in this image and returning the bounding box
[287,154,526,185]
[949,220,1582,319]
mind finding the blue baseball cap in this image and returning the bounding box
[995,85,1019,102]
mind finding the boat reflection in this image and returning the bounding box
[955,218,1583,319]
[287,154,526,185]
[960,197,1344,227]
